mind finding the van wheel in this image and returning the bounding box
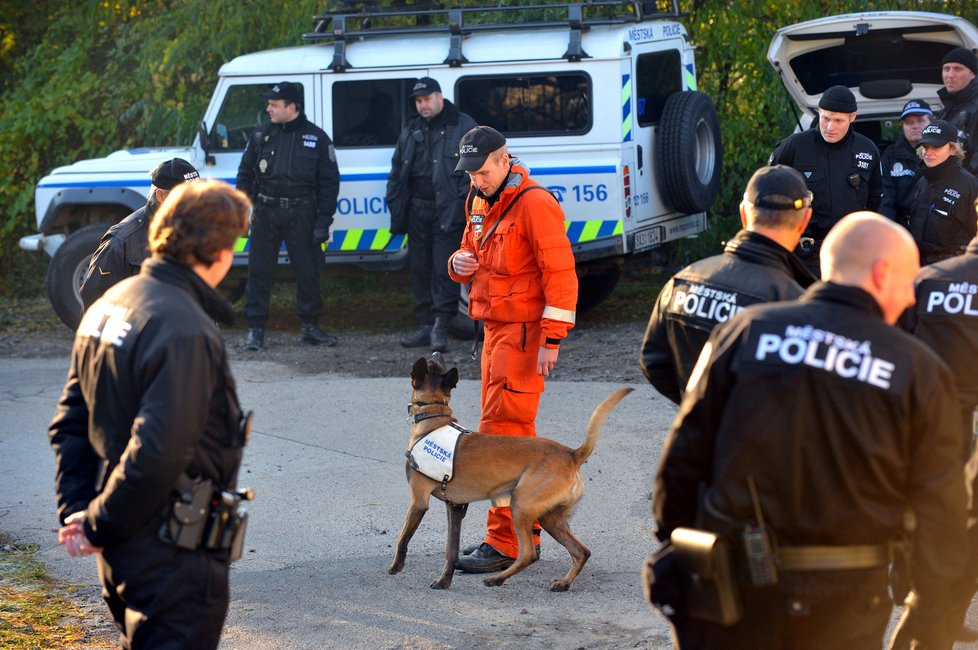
[47,223,109,330]
[577,265,621,312]
[655,91,723,213]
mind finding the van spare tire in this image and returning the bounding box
[655,90,722,214]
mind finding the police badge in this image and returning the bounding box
[472,213,485,240]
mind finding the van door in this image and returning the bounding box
[627,36,705,250]
[322,71,424,266]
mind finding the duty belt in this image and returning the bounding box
[410,196,437,209]
[256,193,310,209]
[778,543,890,571]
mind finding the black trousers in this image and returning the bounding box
[96,523,230,650]
[406,200,463,324]
[245,203,323,328]
[681,567,891,650]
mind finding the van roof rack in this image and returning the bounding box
[304,1,683,72]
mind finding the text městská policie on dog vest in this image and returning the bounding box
[407,423,469,483]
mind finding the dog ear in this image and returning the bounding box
[411,357,429,389]
[442,367,459,392]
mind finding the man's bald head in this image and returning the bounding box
[820,212,920,324]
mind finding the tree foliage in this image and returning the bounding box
[1,0,976,288]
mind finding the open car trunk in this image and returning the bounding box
[768,11,978,142]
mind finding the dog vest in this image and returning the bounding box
[408,423,469,482]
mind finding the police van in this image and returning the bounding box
[20,0,722,329]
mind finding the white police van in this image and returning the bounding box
[20,0,722,329]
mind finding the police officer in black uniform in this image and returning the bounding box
[80,158,199,311]
[236,81,340,351]
[50,180,252,650]
[937,47,978,175]
[880,100,932,225]
[894,225,978,647]
[906,120,978,265]
[386,77,477,352]
[770,85,882,276]
[640,165,816,405]
[652,213,967,649]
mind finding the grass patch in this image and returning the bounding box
[0,260,670,337]
[0,531,111,649]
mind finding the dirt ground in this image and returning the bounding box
[0,261,662,384]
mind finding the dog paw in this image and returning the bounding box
[550,579,570,592]
[483,576,504,587]
[387,563,403,575]
[430,578,452,589]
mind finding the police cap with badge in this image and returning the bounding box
[455,126,507,173]
[263,81,303,107]
[919,120,961,147]
[151,158,200,190]
[900,99,933,120]
[410,77,442,98]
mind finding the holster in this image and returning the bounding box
[159,474,250,562]
[671,527,744,626]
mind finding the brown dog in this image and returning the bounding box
[387,353,632,591]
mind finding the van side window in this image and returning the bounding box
[209,84,283,151]
[456,73,591,137]
[333,79,412,148]
[635,50,682,126]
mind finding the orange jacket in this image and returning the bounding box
[448,162,578,347]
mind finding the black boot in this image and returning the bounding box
[244,327,264,351]
[400,323,433,347]
[300,324,337,346]
[430,317,450,353]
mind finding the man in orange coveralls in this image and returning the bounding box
[447,126,579,573]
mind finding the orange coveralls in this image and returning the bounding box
[447,162,578,558]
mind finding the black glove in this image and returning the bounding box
[313,216,332,246]
[313,226,330,246]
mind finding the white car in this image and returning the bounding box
[769,11,978,144]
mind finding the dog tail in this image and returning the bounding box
[573,387,633,465]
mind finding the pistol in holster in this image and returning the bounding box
[160,474,254,563]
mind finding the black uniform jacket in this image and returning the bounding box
[654,282,967,599]
[79,206,150,312]
[49,258,244,549]
[907,237,978,456]
[907,156,978,262]
[879,135,922,224]
[236,113,340,228]
[938,78,978,174]
[385,99,477,235]
[640,230,815,404]
[770,126,882,238]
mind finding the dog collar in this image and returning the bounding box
[410,412,450,424]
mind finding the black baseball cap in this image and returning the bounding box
[919,120,959,147]
[263,81,303,106]
[818,85,858,113]
[744,165,811,210]
[455,126,507,173]
[410,77,441,98]
[151,158,200,190]
[900,99,933,119]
